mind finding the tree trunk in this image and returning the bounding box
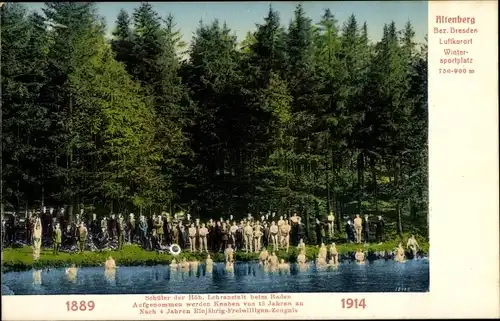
[395,161,403,237]
[325,157,331,217]
[336,196,342,231]
[370,156,378,217]
[357,151,365,215]
[68,204,74,222]
[396,202,402,237]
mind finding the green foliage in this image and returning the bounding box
[2,241,429,271]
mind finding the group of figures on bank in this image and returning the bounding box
[2,206,391,258]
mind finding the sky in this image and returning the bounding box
[23,1,428,45]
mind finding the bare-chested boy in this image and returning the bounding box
[327,211,335,237]
[354,214,363,244]
[230,221,238,249]
[297,238,306,252]
[188,223,197,252]
[318,243,327,261]
[355,249,365,264]
[170,258,179,270]
[329,243,339,265]
[395,243,406,263]
[278,259,290,271]
[279,221,291,252]
[66,264,78,282]
[297,249,307,265]
[224,244,234,263]
[244,222,253,253]
[316,254,327,268]
[105,256,116,270]
[268,251,279,268]
[205,255,213,273]
[253,222,263,253]
[259,248,269,265]
[180,258,190,271]
[269,221,279,250]
[198,223,208,252]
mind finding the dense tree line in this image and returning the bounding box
[1,3,428,237]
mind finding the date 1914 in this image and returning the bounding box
[341,298,366,309]
[65,300,95,312]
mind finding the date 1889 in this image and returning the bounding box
[65,300,95,312]
[341,298,366,309]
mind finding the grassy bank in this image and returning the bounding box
[2,238,429,272]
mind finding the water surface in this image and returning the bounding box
[2,259,429,295]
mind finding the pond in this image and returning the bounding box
[2,259,429,295]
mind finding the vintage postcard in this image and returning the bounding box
[1,1,498,319]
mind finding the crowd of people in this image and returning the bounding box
[2,206,408,261]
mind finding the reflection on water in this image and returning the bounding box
[2,259,429,295]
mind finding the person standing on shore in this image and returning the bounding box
[327,211,335,238]
[139,216,148,249]
[188,223,197,252]
[89,213,100,237]
[77,222,87,253]
[33,218,42,260]
[128,213,136,244]
[163,214,171,246]
[198,223,208,252]
[155,215,164,245]
[290,213,299,245]
[353,215,363,244]
[26,212,34,245]
[117,216,125,250]
[108,214,117,241]
[375,216,385,244]
[52,223,62,255]
[406,235,420,258]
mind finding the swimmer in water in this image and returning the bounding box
[318,243,327,261]
[66,264,78,282]
[355,249,365,264]
[297,249,307,265]
[33,269,42,285]
[205,254,213,266]
[105,256,116,270]
[268,251,278,268]
[224,244,235,263]
[297,252,309,272]
[190,260,199,272]
[180,258,190,271]
[278,259,290,271]
[329,243,339,266]
[205,255,214,273]
[104,257,116,281]
[259,248,269,265]
[225,261,234,272]
[316,254,327,268]
[395,243,406,263]
[297,238,306,252]
[170,258,179,270]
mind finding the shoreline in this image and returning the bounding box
[1,242,428,272]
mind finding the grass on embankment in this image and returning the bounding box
[2,237,428,272]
